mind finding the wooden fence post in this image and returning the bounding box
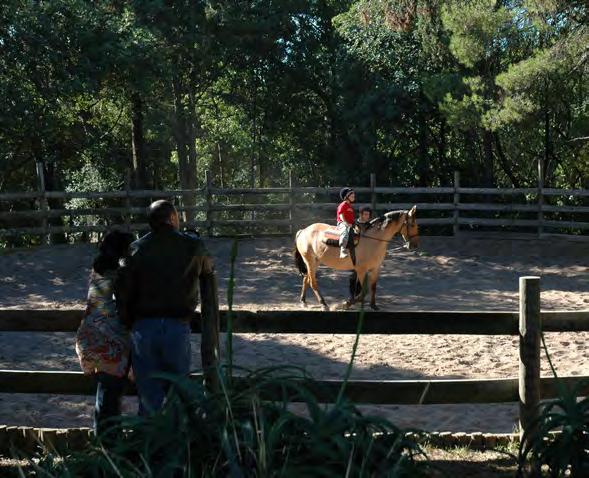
[35,162,49,245]
[519,276,541,446]
[288,170,294,235]
[205,170,212,237]
[537,158,544,238]
[200,274,220,394]
[370,173,376,214]
[453,171,460,236]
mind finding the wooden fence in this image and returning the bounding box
[1,171,588,239]
[0,278,588,442]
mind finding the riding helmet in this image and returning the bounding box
[340,187,354,201]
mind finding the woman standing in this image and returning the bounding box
[75,229,134,436]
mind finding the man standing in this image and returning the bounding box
[349,206,373,298]
[118,200,219,415]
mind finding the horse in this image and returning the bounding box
[293,206,419,311]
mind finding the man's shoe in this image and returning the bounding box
[339,249,349,259]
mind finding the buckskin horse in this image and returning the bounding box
[294,207,419,310]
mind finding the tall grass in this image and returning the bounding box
[517,333,589,477]
[24,242,430,477]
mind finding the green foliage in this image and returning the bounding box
[64,161,122,231]
[30,369,430,477]
[441,1,514,69]
[0,0,588,198]
[517,333,589,476]
[518,379,589,477]
[437,76,490,130]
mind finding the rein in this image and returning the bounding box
[360,234,409,252]
[359,215,417,252]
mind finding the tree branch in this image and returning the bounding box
[493,133,521,188]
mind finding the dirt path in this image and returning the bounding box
[0,235,587,432]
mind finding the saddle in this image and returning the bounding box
[323,228,342,247]
[322,225,360,265]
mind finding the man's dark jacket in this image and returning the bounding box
[117,226,218,325]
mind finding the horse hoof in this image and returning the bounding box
[321,304,329,311]
[370,304,380,311]
[300,301,307,309]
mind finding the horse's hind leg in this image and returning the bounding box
[300,275,309,307]
[310,279,329,311]
[307,264,329,311]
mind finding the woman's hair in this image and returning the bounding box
[93,230,135,274]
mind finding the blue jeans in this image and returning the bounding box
[131,318,191,415]
[94,372,126,436]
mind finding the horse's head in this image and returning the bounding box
[372,206,419,249]
[400,205,419,250]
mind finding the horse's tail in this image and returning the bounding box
[293,247,307,277]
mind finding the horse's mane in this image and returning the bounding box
[366,210,405,230]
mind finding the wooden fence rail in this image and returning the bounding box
[0,369,587,406]
[1,171,588,239]
[0,299,588,439]
[1,309,589,334]
[0,306,589,426]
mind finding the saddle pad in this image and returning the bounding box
[323,228,341,241]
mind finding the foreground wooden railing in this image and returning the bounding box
[0,370,586,406]
[1,308,588,334]
[1,170,588,238]
[0,278,588,441]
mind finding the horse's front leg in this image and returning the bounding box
[369,271,380,311]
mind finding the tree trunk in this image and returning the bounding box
[416,109,431,186]
[464,130,478,186]
[482,130,495,188]
[131,93,148,190]
[543,107,552,187]
[187,90,198,191]
[438,119,447,180]
[172,77,197,221]
[493,133,521,188]
[41,159,66,244]
[216,141,225,188]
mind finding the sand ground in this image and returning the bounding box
[0,234,587,432]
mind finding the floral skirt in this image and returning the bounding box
[76,312,130,378]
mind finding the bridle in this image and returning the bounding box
[360,213,418,252]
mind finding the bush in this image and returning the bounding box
[32,367,430,477]
[517,379,589,478]
[517,335,589,477]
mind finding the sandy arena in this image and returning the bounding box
[0,234,587,433]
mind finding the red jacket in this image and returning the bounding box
[336,201,355,224]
